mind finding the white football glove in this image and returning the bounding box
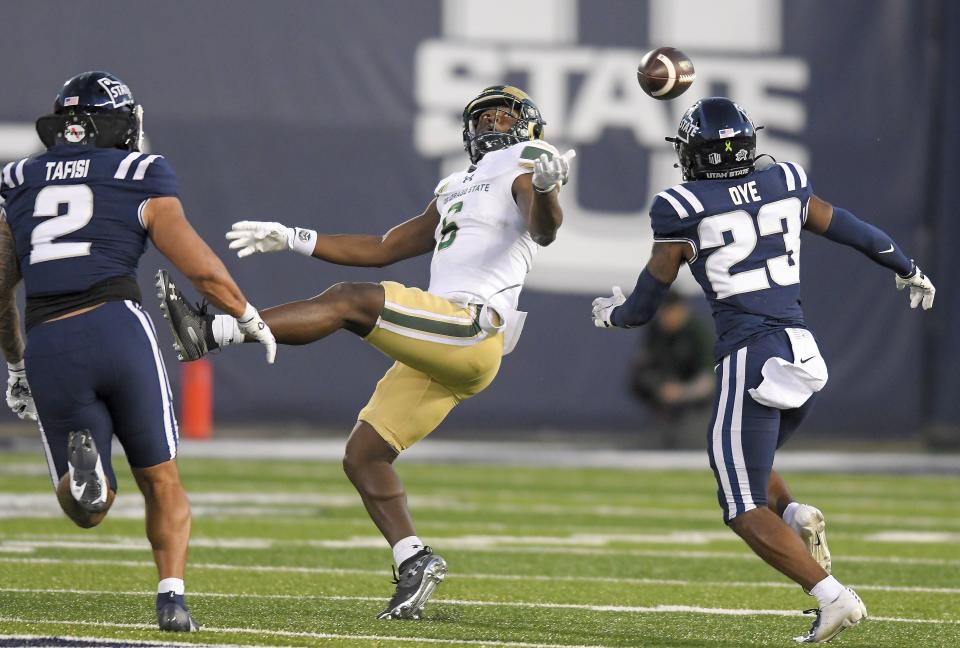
[6,360,37,421]
[238,303,277,364]
[895,265,935,310]
[532,149,576,193]
[226,221,293,258]
[226,221,318,259]
[592,286,626,328]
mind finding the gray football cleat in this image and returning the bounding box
[794,587,867,643]
[67,430,108,513]
[156,269,216,362]
[788,504,832,574]
[377,547,447,620]
[157,591,200,632]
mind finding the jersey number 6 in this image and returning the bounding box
[437,200,463,251]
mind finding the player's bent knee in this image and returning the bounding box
[726,505,762,531]
[132,461,185,497]
[318,282,384,328]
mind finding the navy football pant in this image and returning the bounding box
[707,330,817,523]
[25,300,179,491]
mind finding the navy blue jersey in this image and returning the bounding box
[0,143,178,297]
[650,162,812,359]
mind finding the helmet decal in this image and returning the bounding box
[64,123,87,143]
[96,77,134,108]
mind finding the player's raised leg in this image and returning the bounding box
[257,281,384,342]
[157,270,384,359]
[55,430,115,527]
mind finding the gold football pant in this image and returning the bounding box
[358,281,503,452]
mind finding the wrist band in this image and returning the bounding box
[7,360,25,374]
[534,183,558,194]
[290,227,318,256]
[238,302,258,324]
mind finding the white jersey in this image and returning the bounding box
[428,140,555,318]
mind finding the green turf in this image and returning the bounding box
[0,451,958,647]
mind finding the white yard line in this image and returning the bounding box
[0,618,615,648]
[1,593,957,627]
[3,535,959,567]
[3,557,960,596]
[3,492,957,531]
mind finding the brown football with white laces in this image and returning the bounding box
[637,47,696,100]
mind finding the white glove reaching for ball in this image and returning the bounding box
[532,149,576,193]
[226,221,317,258]
[6,360,37,421]
[238,304,278,364]
[895,265,935,310]
[592,286,626,328]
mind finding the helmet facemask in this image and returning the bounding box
[462,86,546,164]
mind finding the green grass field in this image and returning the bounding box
[1,450,958,647]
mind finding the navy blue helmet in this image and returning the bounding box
[462,85,546,164]
[35,71,143,151]
[667,97,759,181]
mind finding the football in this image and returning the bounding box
[637,47,696,100]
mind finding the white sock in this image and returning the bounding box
[157,577,185,595]
[392,535,425,567]
[212,315,243,347]
[810,575,844,607]
[783,501,802,528]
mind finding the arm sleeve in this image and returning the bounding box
[822,206,913,276]
[611,268,671,328]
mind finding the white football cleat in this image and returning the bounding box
[794,587,867,643]
[788,504,831,574]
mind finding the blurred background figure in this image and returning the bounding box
[629,292,713,448]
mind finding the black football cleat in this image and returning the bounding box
[157,591,200,632]
[156,269,217,362]
[67,430,108,513]
[377,547,447,620]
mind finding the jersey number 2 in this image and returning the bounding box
[698,197,802,299]
[30,184,94,265]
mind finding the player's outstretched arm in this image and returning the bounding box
[145,198,247,316]
[515,149,575,246]
[146,197,277,363]
[805,195,935,309]
[592,241,688,328]
[225,200,440,267]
